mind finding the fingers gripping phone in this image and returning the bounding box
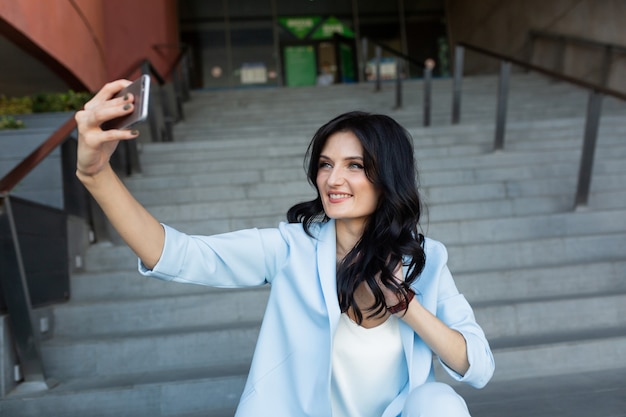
[101,75,151,130]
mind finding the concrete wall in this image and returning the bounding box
[0,0,179,93]
[445,0,626,92]
[102,0,180,81]
[0,0,108,91]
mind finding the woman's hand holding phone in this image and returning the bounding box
[74,78,165,269]
[75,79,141,177]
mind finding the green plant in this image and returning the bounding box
[0,95,32,115]
[31,90,92,113]
[0,90,92,115]
[0,115,26,129]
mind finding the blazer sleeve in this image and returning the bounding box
[138,223,289,288]
[426,240,495,389]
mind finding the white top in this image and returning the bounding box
[331,313,408,417]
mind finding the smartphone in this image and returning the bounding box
[101,74,150,130]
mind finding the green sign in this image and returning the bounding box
[279,16,354,40]
[284,46,317,87]
[279,17,321,39]
[311,16,354,39]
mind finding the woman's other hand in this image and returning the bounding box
[75,80,139,177]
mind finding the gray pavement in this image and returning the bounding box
[458,367,626,417]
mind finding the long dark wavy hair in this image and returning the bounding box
[287,111,426,322]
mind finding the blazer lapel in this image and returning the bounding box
[316,220,341,333]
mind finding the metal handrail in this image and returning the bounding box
[452,40,625,209]
[456,41,626,101]
[362,37,433,126]
[0,48,191,392]
[0,117,76,196]
[0,50,192,195]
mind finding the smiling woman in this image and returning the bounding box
[288,112,426,325]
[316,130,380,237]
[76,89,494,416]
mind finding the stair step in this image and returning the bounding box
[83,226,626,276]
[134,130,626,168]
[85,224,626,274]
[51,287,626,347]
[70,269,215,301]
[149,188,626,237]
[4,332,624,417]
[446,232,626,273]
[0,368,247,417]
[474,292,626,340]
[455,366,626,417]
[53,287,269,336]
[71,255,626,303]
[456,260,626,303]
[42,323,260,379]
[123,162,626,207]
[123,175,626,225]
[488,331,626,382]
[5,71,626,415]
[427,208,626,245]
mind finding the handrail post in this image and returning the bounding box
[555,36,566,76]
[361,37,368,82]
[181,51,192,101]
[452,45,464,124]
[574,90,603,209]
[494,61,511,151]
[375,46,382,92]
[0,196,52,391]
[423,59,435,127]
[526,31,536,66]
[161,85,175,142]
[600,45,612,88]
[394,59,403,109]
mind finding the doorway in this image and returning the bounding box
[281,36,356,87]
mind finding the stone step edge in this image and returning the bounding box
[59,285,267,307]
[86,229,626,263]
[57,284,626,316]
[48,291,626,345]
[471,288,626,309]
[10,332,626,401]
[488,326,626,350]
[43,320,260,346]
[5,364,249,400]
[153,122,626,153]
[68,258,626,305]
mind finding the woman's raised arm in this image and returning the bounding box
[75,80,164,269]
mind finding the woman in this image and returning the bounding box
[75,80,494,417]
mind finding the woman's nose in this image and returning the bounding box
[327,168,344,185]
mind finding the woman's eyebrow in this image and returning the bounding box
[319,154,363,161]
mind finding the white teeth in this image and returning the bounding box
[330,193,351,199]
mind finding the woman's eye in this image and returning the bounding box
[349,163,364,169]
[319,161,332,169]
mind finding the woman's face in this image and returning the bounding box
[316,131,380,231]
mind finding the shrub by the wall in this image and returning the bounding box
[0,90,92,129]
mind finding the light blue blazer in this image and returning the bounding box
[140,220,494,417]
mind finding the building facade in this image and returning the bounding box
[178,0,447,89]
[0,1,624,95]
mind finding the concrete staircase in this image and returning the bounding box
[2,74,626,416]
